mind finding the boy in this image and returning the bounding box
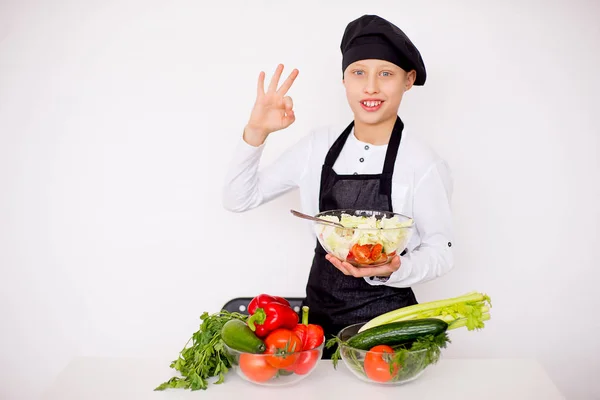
[223,15,454,357]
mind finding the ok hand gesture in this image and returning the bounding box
[244,64,299,146]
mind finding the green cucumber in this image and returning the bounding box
[347,318,448,350]
[221,319,266,354]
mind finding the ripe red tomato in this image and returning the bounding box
[363,345,400,382]
[370,243,383,261]
[352,244,372,264]
[264,329,303,368]
[239,353,278,382]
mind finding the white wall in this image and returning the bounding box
[1,0,599,398]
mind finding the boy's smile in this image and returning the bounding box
[360,98,384,112]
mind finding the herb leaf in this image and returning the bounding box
[154,310,247,391]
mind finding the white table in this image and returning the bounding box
[41,357,564,400]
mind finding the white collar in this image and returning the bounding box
[348,127,389,150]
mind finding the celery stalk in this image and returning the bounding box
[392,305,490,324]
[358,292,492,332]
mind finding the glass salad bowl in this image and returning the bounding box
[337,323,436,385]
[313,209,414,268]
[223,339,325,386]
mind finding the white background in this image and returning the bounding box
[1,0,599,399]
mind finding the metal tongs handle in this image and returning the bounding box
[289,209,346,228]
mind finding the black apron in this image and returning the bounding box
[304,116,417,359]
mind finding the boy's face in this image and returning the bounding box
[343,59,416,126]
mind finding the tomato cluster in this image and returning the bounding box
[347,243,396,264]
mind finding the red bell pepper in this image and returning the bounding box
[293,306,324,350]
[287,306,324,375]
[246,294,298,338]
[248,294,290,314]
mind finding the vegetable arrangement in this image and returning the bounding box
[154,291,491,389]
[326,291,492,384]
[316,213,413,266]
[155,294,324,391]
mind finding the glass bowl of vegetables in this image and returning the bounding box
[223,334,325,386]
[221,297,326,386]
[313,209,414,268]
[334,321,446,385]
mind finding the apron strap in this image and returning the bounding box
[324,121,354,167]
[382,116,404,174]
[380,116,404,197]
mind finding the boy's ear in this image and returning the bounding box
[405,70,417,91]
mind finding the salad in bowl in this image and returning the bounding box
[313,209,414,268]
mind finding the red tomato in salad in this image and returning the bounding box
[264,329,303,369]
[351,244,372,264]
[364,345,401,382]
[370,243,383,261]
[239,353,278,382]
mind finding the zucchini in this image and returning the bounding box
[347,318,448,350]
[221,319,266,354]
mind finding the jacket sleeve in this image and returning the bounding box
[366,160,455,288]
[222,132,313,212]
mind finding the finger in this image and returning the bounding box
[337,264,350,275]
[283,96,293,113]
[256,71,265,97]
[344,263,365,278]
[282,96,295,127]
[390,255,401,270]
[277,68,299,95]
[282,110,295,128]
[325,254,342,268]
[363,256,400,276]
[268,64,284,93]
[326,254,350,275]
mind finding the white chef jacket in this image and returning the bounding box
[222,123,454,288]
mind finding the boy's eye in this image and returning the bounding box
[381,71,392,77]
[354,70,364,75]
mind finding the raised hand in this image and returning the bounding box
[243,64,299,146]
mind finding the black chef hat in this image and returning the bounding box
[340,15,427,86]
